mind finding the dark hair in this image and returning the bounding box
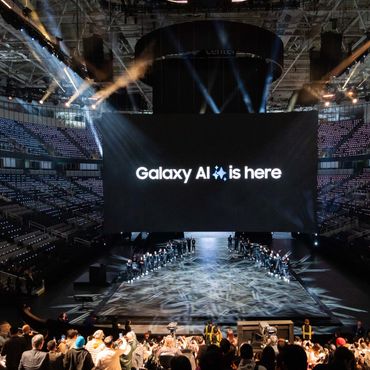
[66,329,78,339]
[219,338,231,354]
[170,356,192,370]
[260,345,276,370]
[332,346,355,370]
[240,343,253,360]
[10,326,20,335]
[281,345,307,370]
[199,346,223,370]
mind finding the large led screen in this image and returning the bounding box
[100,112,317,232]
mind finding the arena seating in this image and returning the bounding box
[0,118,48,156]
[65,126,102,159]
[25,122,85,158]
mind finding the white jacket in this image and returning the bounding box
[95,342,131,370]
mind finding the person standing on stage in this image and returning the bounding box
[126,260,133,282]
[228,235,233,249]
[301,319,313,341]
[191,238,196,253]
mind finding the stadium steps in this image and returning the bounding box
[60,128,92,159]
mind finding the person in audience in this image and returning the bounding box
[156,336,182,358]
[336,337,347,348]
[1,326,27,370]
[0,321,11,351]
[58,329,78,354]
[85,330,105,365]
[47,340,64,370]
[18,334,49,370]
[226,328,238,349]
[238,343,266,370]
[63,336,94,370]
[220,338,236,370]
[331,346,356,370]
[170,355,192,370]
[22,325,33,350]
[199,345,225,370]
[95,336,130,370]
[259,345,276,370]
[119,331,137,370]
[280,344,307,370]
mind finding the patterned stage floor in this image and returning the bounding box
[96,235,331,324]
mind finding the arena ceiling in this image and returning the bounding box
[0,0,369,111]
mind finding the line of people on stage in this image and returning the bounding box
[125,238,196,283]
[228,235,291,281]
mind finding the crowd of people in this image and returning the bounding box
[1,319,369,370]
[125,238,196,282]
[228,235,291,281]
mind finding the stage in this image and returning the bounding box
[94,233,332,325]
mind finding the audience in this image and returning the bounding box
[0,320,369,370]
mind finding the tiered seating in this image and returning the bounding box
[25,122,85,158]
[75,178,103,196]
[65,127,102,159]
[334,121,370,157]
[0,118,48,156]
[318,119,359,157]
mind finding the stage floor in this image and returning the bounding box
[95,233,331,324]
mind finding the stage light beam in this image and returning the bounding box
[64,67,78,92]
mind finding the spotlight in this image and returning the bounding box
[39,100,43,105]
[324,101,330,107]
[8,96,13,101]
[91,104,97,110]
[314,240,319,247]
[352,98,358,104]
[65,102,70,108]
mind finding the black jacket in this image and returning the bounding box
[63,348,94,370]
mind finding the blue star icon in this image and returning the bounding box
[217,166,227,180]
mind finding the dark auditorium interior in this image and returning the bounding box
[0,1,370,370]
